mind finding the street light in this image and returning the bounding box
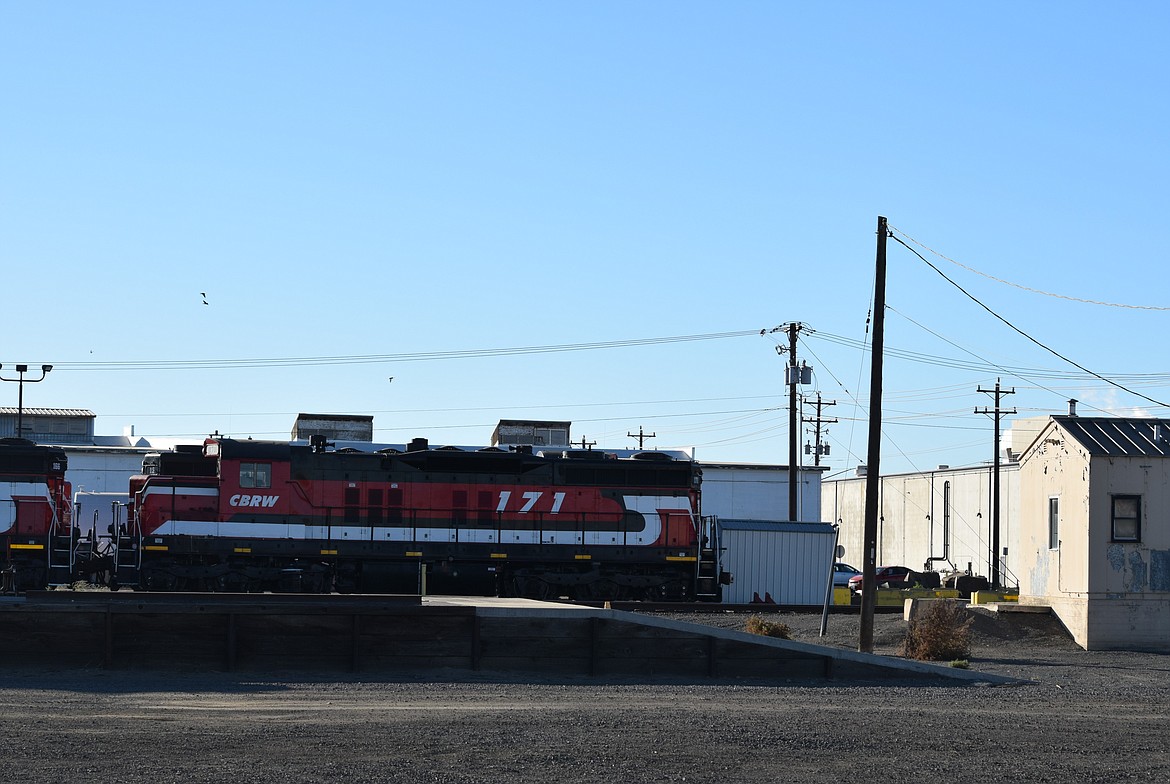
[0,363,53,440]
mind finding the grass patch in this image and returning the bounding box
[899,600,973,661]
[745,615,791,639]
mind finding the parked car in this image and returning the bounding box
[847,565,914,592]
[832,562,861,587]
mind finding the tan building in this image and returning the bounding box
[291,413,374,442]
[490,420,571,449]
[823,463,1019,582]
[1018,416,1170,651]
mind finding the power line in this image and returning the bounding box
[890,234,1170,409]
[886,305,1118,417]
[48,329,763,371]
[889,225,1170,311]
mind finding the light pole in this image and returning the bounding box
[0,364,53,439]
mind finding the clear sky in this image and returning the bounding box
[2,1,1167,477]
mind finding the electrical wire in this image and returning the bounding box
[48,330,763,371]
[886,305,1117,416]
[889,225,1170,311]
[889,234,1170,410]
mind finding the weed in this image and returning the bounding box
[949,659,970,669]
[745,615,791,639]
[899,600,973,661]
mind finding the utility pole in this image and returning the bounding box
[778,322,810,521]
[976,378,1016,589]
[802,393,837,466]
[0,364,54,439]
[574,436,596,450]
[627,426,655,450]
[859,216,889,654]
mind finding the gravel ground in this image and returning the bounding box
[0,608,1167,783]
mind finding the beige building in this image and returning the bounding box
[1018,416,1170,651]
[823,464,1019,581]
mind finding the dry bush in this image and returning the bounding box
[899,600,973,661]
[744,615,791,639]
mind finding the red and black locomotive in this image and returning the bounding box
[0,438,74,592]
[116,436,722,600]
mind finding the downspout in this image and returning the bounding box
[924,475,953,571]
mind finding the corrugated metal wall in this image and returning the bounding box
[720,521,836,605]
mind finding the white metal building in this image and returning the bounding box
[822,463,1020,584]
[718,520,838,605]
[700,463,825,523]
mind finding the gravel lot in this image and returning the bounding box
[1,607,1167,783]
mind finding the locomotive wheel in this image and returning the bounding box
[141,568,179,592]
[515,576,552,600]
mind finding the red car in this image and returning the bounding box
[847,565,914,592]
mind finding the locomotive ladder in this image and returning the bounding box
[46,505,77,588]
[111,501,142,588]
[694,515,723,601]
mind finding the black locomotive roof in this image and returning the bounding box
[214,439,295,460]
[0,438,68,472]
[206,438,692,471]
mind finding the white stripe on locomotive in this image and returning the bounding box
[150,493,692,546]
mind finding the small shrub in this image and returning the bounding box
[745,615,791,639]
[899,600,973,661]
[949,659,970,669]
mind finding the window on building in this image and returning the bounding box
[1111,495,1141,542]
[1048,497,1059,550]
[240,462,272,488]
[533,427,568,446]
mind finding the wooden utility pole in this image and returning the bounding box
[976,379,1015,589]
[787,322,801,522]
[802,393,837,466]
[859,216,889,654]
[627,426,655,450]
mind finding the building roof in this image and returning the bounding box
[294,413,373,423]
[718,519,835,533]
[0,407,96,417]
[1054,416,1170,458]
[495,419,572,428]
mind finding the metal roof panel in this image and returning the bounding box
[1055,416,1170,457]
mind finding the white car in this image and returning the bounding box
[831,562,861,587]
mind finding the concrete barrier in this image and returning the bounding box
[970,591,1019,605]
[0,592,1020,684]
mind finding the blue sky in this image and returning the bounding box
[2,1,1167,476]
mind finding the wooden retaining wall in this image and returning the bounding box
[0,593,1014,684]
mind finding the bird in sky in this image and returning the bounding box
[201,292,209,305]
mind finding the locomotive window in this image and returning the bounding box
[240,462,272,488]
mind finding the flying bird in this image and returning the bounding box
[201,292,209,305]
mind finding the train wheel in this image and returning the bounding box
[591,579,620,601]
[141,568,178,592]
[516,576,551,600]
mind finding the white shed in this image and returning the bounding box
[718,520,837,605]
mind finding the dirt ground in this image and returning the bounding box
[0,607,1167,783]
